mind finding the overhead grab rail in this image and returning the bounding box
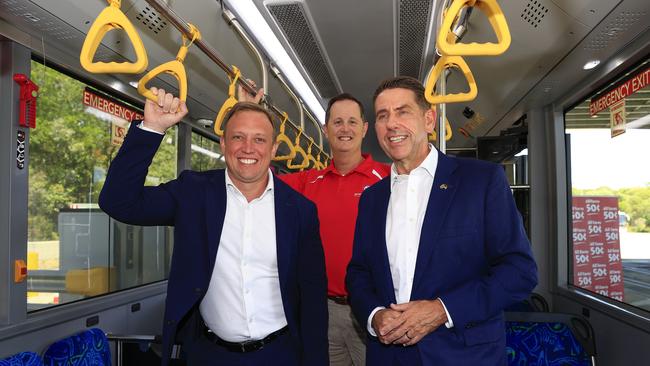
[80,0,148,73]
[138,24,200,103]
[213,65,242,136]
[272,112,297,162]
[424,55,477,104]
[437,0,511,56]
[222,8,268,101]
[142,0,327,162]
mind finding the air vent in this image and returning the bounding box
[521,0,548,28]
[135,5,168,35]
[398,0,433,78]
[584,11,646,51]
[267,1,339,99]
[0,0,78,41]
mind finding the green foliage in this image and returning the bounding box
[573,185,650,232]
[28,61,177,240]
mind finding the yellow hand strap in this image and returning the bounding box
[213,65,242,136]
[425,55,477,104]
[273,112,297,161]
[138,24,201,104]
[437,0,511,56]
[80,0,148,73]
[287,129,310,170]
[307,140,320,169]
[429,116,453,142]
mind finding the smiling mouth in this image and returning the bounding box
[238,158,258,165]
[337,136,353,141]
[388,135,407,143]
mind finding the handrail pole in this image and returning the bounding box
[222,8,268,96]
[143,0,257,95]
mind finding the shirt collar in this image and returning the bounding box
[225,168,274,200]
[390,144,438,185]
[323,153,378,178]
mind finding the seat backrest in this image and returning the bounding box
[505,292,550,312]
[506,311,595,366]
[0,351,43,366]
[42,328,111,366]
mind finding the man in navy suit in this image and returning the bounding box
[346,77,538,366]
[99,88,328,366]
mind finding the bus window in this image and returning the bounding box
[191,132,225,171]
[27,60,177,311]
[565,59,650,311]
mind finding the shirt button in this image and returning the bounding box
[246,288,250,294]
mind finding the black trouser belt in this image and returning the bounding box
[203,325,289,353]
[327,295,349,305]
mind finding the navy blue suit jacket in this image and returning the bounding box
[346,150,537,366]
[99,124,328,366]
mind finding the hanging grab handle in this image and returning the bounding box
[425,55,477,104]
[287,129,310,170]
[429,116,453,142]
[437,0,511,56]
[80,0,148,73]
[273,112,297,161]
[212,65,242,136]
[138,24,200,104]
[306,140,321,169]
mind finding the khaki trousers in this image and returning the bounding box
[328,299,367,366]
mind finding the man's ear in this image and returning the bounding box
[424,106,436,134]
[362,121,369,138]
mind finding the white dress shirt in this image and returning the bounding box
[368,146,453,336]
[199,170,287,342]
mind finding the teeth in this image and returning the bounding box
[338,136,352,141]
[389,136,406,142]
[238,158,257,165]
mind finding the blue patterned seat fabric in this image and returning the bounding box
[42,328,111,366]
[506,321,591,366]
[0,351,43,366]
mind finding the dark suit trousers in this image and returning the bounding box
[392,346,422,366]
[184,330,299,366]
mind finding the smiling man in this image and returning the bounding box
[280,93,390,366]
[346,76,538,366]
[99,88,328,366]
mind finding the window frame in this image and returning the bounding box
[553,50,650,332]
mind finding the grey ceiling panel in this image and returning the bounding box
[266,0,341,99]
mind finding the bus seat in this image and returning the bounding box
[0,351,43,366]
[505,292,550,312]
[506,311,596,366]
[42,328,110,366]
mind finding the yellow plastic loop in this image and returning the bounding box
[429,116,453,142]
[307,140,321,169]
[80,0,148,73]
[287,129,310,170]
[425,55,477,104]
[273,112,297,161]
[212,66,242,136]
[438,0,511,56]
[138,25,201,104]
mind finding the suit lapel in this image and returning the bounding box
[273,176,294,295]
[374,178,397,304]
[412,152,459,297]
[206,170,227,274]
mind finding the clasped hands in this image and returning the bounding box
[371,299,448,346]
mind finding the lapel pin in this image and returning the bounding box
[440,184,448,190]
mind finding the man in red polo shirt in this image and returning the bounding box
[282,93,389,366]
[241,86,389,366]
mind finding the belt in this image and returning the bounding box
[203,326,288,353]
[328,295,349,305]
